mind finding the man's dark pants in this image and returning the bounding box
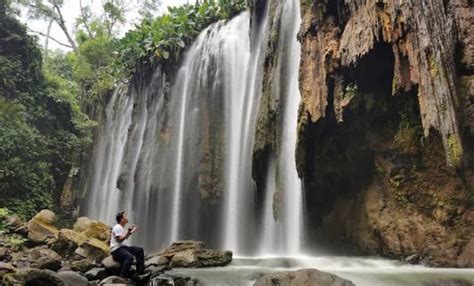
[111,246,145,278]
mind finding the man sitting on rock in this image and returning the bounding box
[110,211,145,278]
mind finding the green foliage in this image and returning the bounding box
[0,208,27,249]
[69,22,116,98]
[344,82,358,98]
[0,114,54,217]
[115,0,246,76]
[0,97,23,119]
[393,97,422,153]
[0,3,92,218]
[0,207,11,232]
[2,235,27,249]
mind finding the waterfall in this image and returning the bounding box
[221,7,269,254]
[259,0,304,256]
[83,0,303,256]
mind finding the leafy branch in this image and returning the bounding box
[114,0,246,77]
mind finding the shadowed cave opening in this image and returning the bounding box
[300,43,423,250]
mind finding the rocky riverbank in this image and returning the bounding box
[0,209,232,285]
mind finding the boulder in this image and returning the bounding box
[197,249,232,267]
[158,241,232,268]
[26,246,62,271]
[101,255,121,270]
[73,217,93,232]
[85,267,108,281]
[75,238,110,262]
[456,237,474,268]
[0,262,16,278]
[71,259,96,273]
[148,273,200,286]
[27,211,59,244]
[145,255,169,268]
[83,221,110,242]
[160,240,205,258]
[99,275,133,285]
[253,269,355,286]
[74,217,110,242]
[56,271,89,286]
[170,249,200,268]
[51,229,88,257]
[33,209,57,225]
[147,265,168,275]
[2,268,64,286]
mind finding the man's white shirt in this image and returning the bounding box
[110,224,127,252]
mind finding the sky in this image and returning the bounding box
[21,0,190,51]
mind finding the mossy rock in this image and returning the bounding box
[73,217,93,232]
[75,238,110,262]
[83,221,110,242]
[2,268,63,286]
[51,229,88,258]
[73,217,110,243]
[27,218,59,244]
[170,249,200,268]
[447,134,463,167]
[32,210,56,225]
[197,249,232,267]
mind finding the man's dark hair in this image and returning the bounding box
[116,211,125,223]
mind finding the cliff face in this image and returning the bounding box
[296,0,474,266]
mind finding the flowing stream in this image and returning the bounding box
[170,257,474,286]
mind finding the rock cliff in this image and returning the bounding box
[295,0,474,266]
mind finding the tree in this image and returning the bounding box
[1,1,93,217]
[17,0,162,52]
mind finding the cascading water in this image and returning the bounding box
[221,7,269,254]
[82,0,303,256]
[259,0,304,256]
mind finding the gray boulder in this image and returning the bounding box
[159,240,232,268]
[27,246,62,271]
[160,240,205,258]
[99,275,133,285]
[57,271,89,286]
[85,267,108,281]
[253,269,355,286]
[71,259,96,273]
[145,255,169,268]
[171,249,200,268]
[101,255,121,270]
[149,273,201,286]
[197,249,232,267]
